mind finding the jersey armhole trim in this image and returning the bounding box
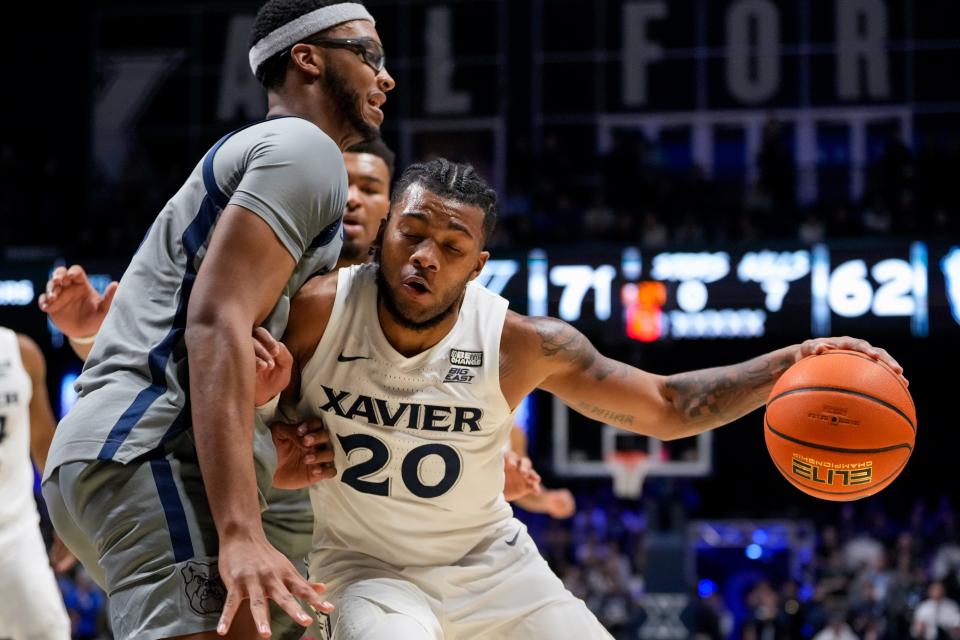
[482,290,513,416]
[298,268,350,391]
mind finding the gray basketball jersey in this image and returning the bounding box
[46,117,347,474]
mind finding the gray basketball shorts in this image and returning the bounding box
[42,433,314,640]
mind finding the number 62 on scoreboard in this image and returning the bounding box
[811,242,928,337]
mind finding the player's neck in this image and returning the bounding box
[335,253,371,271]
[266,92,361,151]
[376,300,460,358]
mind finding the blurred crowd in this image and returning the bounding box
[3,121,959,261]
[518,483,960,640]
[494,122,960,250]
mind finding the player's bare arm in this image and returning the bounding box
[185,206,332,635]
[500,313,905,441]
[281,271,340,388]
[18,334,56,477]
[507,423,576,518]
[256,269,339,416]
[19,332,79,573]
[40,259,338,493]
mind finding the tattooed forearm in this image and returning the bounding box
[576,401,635,427]
[531,317,620,381]
[664,348,798,431]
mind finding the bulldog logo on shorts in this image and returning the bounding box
[181,561,227,615]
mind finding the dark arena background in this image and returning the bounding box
[1,1,959,638]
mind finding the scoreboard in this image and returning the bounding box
[477,240,960,341]
[3,240,958,350]
[1,239,956,419]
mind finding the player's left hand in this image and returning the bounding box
[271,418,336,489]
[503,450,542,501]
[797,336,907,386]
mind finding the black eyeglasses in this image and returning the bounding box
[299,36,386,74]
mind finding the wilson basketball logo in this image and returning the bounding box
[791,454,873,486]
[806,405,861,426]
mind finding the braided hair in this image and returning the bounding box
[391,159,498,244]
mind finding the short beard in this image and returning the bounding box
[375,265,461,332]
[325,65,378,144]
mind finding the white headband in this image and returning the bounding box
[249,3,375,75]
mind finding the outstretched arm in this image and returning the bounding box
[504,314,904,442]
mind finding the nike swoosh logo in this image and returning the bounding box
[505,529,521,546]
[337,353,370,362]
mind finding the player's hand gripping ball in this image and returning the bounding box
[764,346,915,501]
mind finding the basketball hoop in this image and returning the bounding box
[604,451,651,499]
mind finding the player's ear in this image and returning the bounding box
[468,250,490,282]
[289,42,324,81]
[369,215,389,258]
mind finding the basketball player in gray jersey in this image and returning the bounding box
[256,159,905,639]
[40,137,398,640]
[40,1,395,638]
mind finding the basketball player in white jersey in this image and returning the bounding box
[253,158,905,639]
[39,1,396,638]
[0,328,70,640]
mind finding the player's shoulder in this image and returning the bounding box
[230,117,342,168]
[499,312,567,395]
[291,270,339,318]
[501,311,573,345]
[260,117,340,155]
[501,312,588,367]
[500,311,543,357]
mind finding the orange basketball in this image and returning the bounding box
[763,349,915,502]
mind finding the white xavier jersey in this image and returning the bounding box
[0,328,35,529]
[298,264,515,567]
